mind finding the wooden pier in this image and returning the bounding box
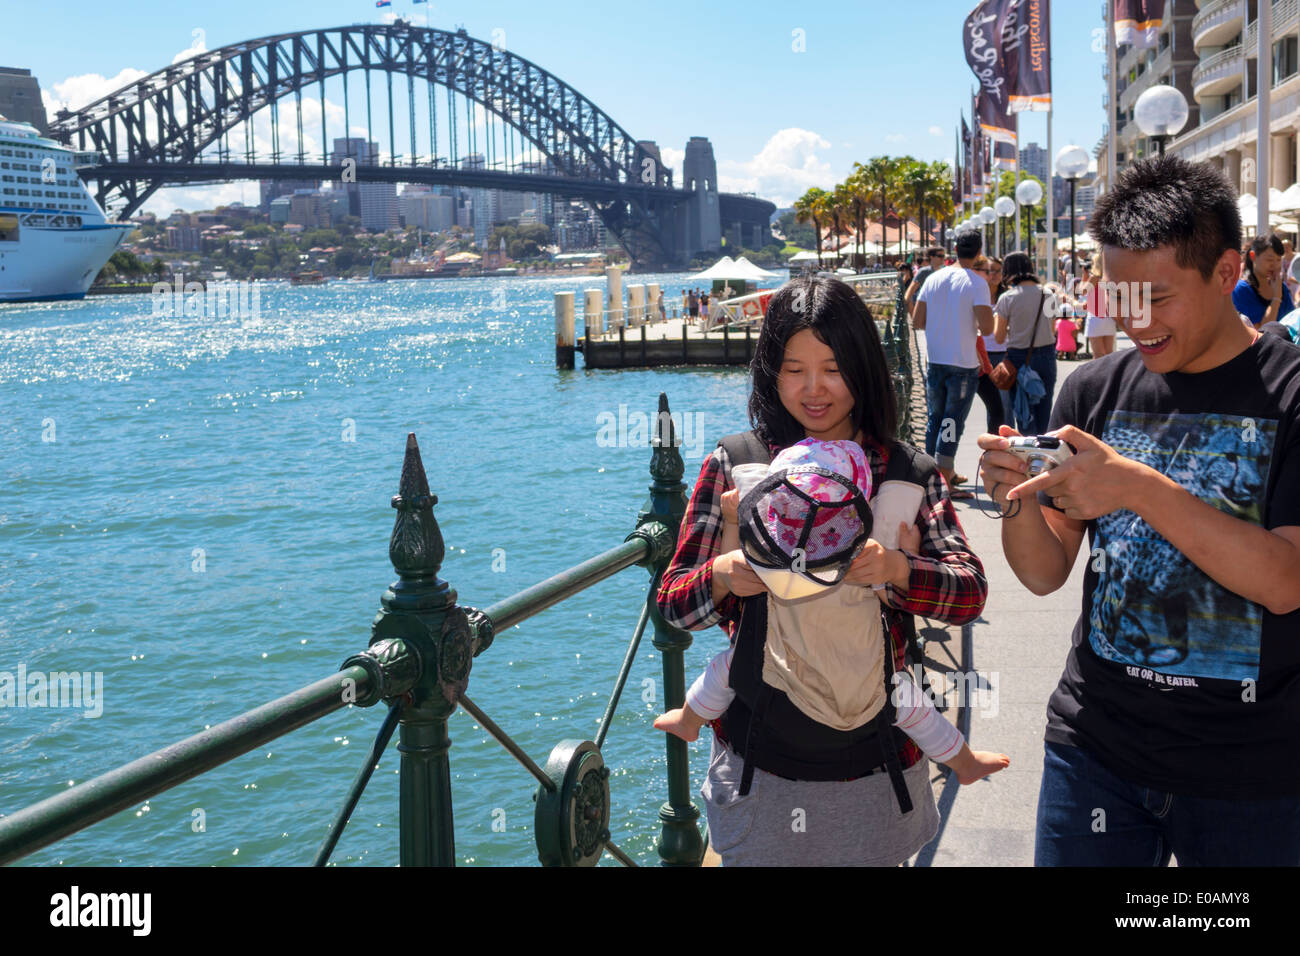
[554,268,900,370]
[582,317,756,368]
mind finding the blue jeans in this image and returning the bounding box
[924,363,980,470]
[1005,346,1057,435]
[1035,741,1300,866]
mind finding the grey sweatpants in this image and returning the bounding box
[702,735,939,866]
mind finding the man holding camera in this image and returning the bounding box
[978,155,1300,866]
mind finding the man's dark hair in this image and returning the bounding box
[955,231,982,259]
[1090,153,1241,279]
[748,275,896,448]
[927,246,945,259]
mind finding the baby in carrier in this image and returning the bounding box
[655,438,1009,785]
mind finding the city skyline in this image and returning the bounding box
[6,0,1108,218]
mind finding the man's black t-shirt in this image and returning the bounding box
[1043,334,1300,798]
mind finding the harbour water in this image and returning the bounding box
[0,273,756,866]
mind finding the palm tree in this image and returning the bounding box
[843,166,874,269]
[794,186,829,269]
[897,158,932,262]
[859,157,899,266]
[830,182,854,263]
[919,161,954,250]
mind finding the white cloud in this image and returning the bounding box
[43,69,149,114]
[382,12,429,27]
[172,29,208,65]
[929,125,943,136]
[658,146,684,184]
[884,132,906,144]
[716,128,834,207]
[140,182,251,219]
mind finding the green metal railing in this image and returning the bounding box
[0,392,701,868]
[0,321,922,867]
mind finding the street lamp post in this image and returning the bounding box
[1134,84,1189,157]
[1015,178,1043,272]
[1056,145,1090,285]
[994,195,1016,258]
[978,205,995,257]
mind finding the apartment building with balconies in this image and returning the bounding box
[1099,0,1201,189]
[1166,0,1300,196]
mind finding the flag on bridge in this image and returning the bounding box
[376,0,392,7]
[1114,0,1164,50]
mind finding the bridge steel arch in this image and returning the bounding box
[49,23,684,265]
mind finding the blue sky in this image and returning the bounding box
[4,0,1110,215]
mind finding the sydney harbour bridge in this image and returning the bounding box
[47,21,776,268]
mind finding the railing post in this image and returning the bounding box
[628,393,704,866]
[371,433,468,866]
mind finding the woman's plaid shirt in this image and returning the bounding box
[655,436,989,767]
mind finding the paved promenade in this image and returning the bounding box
[910,338,1129,867]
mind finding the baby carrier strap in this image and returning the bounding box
[717,430,771,469]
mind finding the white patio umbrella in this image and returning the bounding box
[687,256,740,283]
[731,255,781,280]
[836,239,884,257]
[1275,183,1300,213]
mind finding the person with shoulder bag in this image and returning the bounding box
[992,252,1057,434]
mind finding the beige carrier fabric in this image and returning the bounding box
[760,584,885,731]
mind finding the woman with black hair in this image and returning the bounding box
[1232,232,1295,331]
[993,251,1058,435]
[656,274,987,865]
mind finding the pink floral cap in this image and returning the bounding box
[738,439,874,599]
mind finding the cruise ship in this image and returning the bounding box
[0,114,132,303]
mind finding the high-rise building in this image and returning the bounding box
[288,190,330,228]
[259,179,321,213]
[1019,142,1049,184]
[329,138,389,223]
[0,66,47,134]
[399,185,455,232]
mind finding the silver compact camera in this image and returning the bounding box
[1005,436,1074,477]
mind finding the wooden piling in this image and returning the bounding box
[584,288,604,338]
[606,266,624,329]
[628,284,646,328]
[555,291,576,369]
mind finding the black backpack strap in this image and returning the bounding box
[877,605,913,814]
[882,439,937,486]
[717,430,771,470]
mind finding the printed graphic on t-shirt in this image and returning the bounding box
[1088,411,1276,683]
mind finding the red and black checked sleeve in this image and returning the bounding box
[884,470,988,626]
[655,448,743,633]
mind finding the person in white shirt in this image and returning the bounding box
[912,231,995,496]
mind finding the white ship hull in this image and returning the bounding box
[0,223,131,302]
[0,114,134,304]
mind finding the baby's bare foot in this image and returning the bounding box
[949,747,1010,785]
[654,708,702,742]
